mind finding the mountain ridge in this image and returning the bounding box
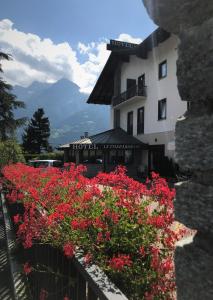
[13,79,110,147]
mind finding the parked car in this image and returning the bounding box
[28,159,63,168]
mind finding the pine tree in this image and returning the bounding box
[22,108,52,154]
[0,52,26,140]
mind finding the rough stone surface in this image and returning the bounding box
[175,181,213,232]
[175,239,213,300]
[175,114,213,171]
[177,19,213,101]
[143,0,213,34]
[193,170,213,186]
[142,0,213,299]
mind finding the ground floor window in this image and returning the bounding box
[68,150,76,162]
[79,149,103,164]
[125,150,134,164]
[108,149,134,165]
[72,148,135,165]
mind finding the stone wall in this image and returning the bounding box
[143,1,213,299]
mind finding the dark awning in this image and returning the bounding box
[59,128,148,150]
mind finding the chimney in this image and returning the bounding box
[84,132,89,138]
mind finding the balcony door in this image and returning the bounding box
[138,74,145,95]
[126,79,136,99]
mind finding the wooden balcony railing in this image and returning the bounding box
[113,85,147,107]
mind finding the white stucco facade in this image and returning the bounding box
[111,35,187,161]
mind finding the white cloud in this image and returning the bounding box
[0,19,13,31]
[0,19,142,94]
[117,34,142,44]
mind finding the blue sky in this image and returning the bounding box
[0,0,156,93]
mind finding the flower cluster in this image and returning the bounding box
[109,254,132,271]
[2,163,183,299]
[23,262,32,274]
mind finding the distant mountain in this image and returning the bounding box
[13,79,110,147]
[14,81,52,102]
[51,105,110,145]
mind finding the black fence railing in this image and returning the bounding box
[113,85,147,107]
[6,198,128,300]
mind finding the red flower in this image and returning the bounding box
[23,234,33,249]
[13,214,21,224]
[148,215,165,228]
[105,231,111,241]
[63,242,75,258]
[109,254,132,271]
[71,218,90,230]
[39,288,48,300]
[160,258,173,274]
[97,232,103,243]
[23,262,32,274]
[2,162,178,299]
[139,246,146,257]
[84,253,92,265]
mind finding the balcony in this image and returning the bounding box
[112,85,147,107]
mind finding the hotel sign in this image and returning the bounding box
[70,144,142,150]
[107,40,138,51]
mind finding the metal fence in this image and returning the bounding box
[6,198,128,300]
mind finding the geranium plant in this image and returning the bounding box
[3,163,183,299]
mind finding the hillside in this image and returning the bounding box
[13,79,110,147]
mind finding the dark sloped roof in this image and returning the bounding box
[87,28,170,105]
[87,53,124,105]
[59,128,148,149]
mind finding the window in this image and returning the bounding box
[137,107,144,134]
[127,111,133,135]
[114,109,120,128]
[158,99,167,120]
[109,150,132,165]
[125,150,133,164]
[117,150,125,164]
[109,150,117,164]
[159,60,167,79]
[82,150,89,162]
[68,150,76,162]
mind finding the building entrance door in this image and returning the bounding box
[149,145,165,174]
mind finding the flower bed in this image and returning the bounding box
[2,163,184,299]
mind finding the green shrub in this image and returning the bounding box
[0,140,25,169]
